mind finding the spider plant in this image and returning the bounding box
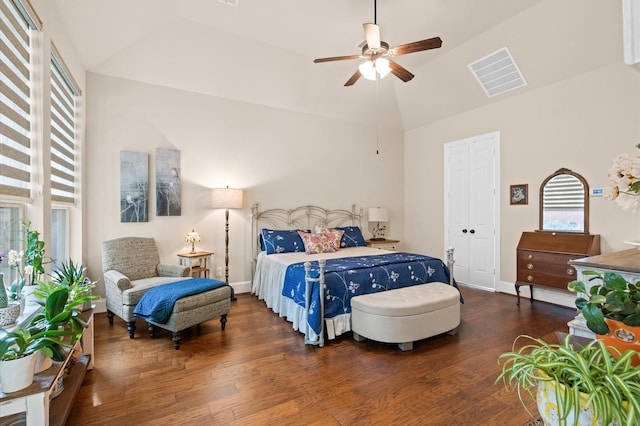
[496,334,640,426]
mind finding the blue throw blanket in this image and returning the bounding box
[282,252,462,335]
[133,278,228,324]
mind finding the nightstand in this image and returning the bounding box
[177,251,214,278]
[366,239,400,250]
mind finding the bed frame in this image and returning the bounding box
[251,203,455,347]
[250,203,364,261]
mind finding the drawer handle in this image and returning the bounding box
[527,254,533,259]
[527,263,533,270]
[527,275,533,282]
[567,269,574,276]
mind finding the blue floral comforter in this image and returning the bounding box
[281,252,460,335]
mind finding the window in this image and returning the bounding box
[0,204,24,284]
[50,207,68,271]
[50,43,80,204]
[0,0,41,198]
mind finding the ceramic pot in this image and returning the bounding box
[0,352,37,393]
[536,379,618,426]
[0,302,21,326]
[599,318,640,366]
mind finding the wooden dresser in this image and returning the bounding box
[515,231,600,304]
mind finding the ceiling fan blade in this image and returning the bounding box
[363,23,381,49]
[390,37,443,56]
[344,69,362,86]
[388,60,414,82]
[313,54,361,63]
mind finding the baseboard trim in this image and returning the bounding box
[496,280,575,308]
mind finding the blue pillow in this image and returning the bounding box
[260,229,305,254]
[335,226,367,248]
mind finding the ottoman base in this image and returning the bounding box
[351,283,460,351]
[147,285,231,349]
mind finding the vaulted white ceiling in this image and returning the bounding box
[52,0,624,132]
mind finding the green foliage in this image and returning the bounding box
[496,335,640,426]
[568,271,640,335]
[0,286,94,363]
[38,259,97,305]
[30,287,93,349]
[22,221,47,284]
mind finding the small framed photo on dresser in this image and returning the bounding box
[510,184,528,205]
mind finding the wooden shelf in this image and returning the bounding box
[49,354,90,426]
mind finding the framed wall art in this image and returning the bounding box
[155,148,181,216]
[510,184,528,205]
[120,151,149,222]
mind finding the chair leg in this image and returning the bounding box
[127,321,136,339]
[172,332,181,350]
[220,313,228,331]
[148,323,155,338]
[107,311,114,325]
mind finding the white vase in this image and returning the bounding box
[0,352,37,393]
[34,350,52,373]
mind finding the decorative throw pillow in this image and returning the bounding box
[260,229,305,254]
[298,230,344,254]
[335,226,367,248]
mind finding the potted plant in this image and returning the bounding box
[496,334,640,426]
[0,317,72,393]
[36,259,98,311]
[568,271,640,358]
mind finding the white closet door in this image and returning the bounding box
[444,132,499,290]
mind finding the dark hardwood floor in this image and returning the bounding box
[67,286,575,425]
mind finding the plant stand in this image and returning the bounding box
[0,308,94,425]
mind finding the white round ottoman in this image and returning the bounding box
[351,282,461,351]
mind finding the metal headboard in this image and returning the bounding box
[250,203,364,260]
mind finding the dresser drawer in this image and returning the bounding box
[517,250,579,290]
[516,269,575,290]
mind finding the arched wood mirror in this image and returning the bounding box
[539,168,589,233]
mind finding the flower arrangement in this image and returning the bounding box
[185,229,201,253]
[0,222,50,301]
[607,143,640,212]
[4,250,30,301]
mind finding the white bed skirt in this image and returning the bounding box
[252,250,379,342]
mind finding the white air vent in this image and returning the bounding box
[218,0,239,6]
[468,47,527,97]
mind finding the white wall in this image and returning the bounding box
[85,74,405,297]
[404,62,640,305]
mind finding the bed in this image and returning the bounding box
[251,204,458,346]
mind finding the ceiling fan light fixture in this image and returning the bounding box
[358,60,377,80]
[358,58,391,81]
[376,57,391,78]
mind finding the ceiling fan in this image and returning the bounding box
[313,0,442,86]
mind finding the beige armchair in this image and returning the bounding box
[102,237,190,338]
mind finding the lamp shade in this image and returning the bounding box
[368,207,389,223]
[211,188,243,209]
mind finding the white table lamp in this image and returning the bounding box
[368,207,389,241]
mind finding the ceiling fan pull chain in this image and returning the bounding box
[376,76,380,155]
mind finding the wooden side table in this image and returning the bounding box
[177,251,214,278]
[365,239,400,250]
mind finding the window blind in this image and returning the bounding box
[50,44,80,204]
[0,0,39,198]
[543,174,585,210]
